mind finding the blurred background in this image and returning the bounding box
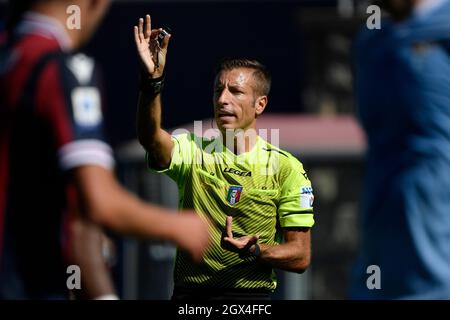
[0,0,372,299]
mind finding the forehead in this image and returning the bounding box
[216,68,255,87]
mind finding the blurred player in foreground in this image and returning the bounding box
[0,0,209,300]
[135,14,315,300]
[351,0,450,299]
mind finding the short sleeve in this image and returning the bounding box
[278,157,315,228]
[38,53,114,171]
[146,133,198,186]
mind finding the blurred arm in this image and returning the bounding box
[73,165,209,263]
[70,217,117,299]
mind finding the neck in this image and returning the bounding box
[31,2,79,50]
[221,128,259,155]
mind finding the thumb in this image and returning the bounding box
[249,235,259,245]
[226,216,233,239]
[161,33,171,51]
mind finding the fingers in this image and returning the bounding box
[224,237,241,248]
[150,29,160,40]
[161,33,171,51]
[222,234,259,253]
[136,16,153,40]
[225,216,233,239]
[134,15,168,53]
[138,18,144,41]
[133,26,140,44]
[145,14,151,38]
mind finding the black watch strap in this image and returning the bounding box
[139,72,165,95]
[239,243,261,259]
[250,243,261,257]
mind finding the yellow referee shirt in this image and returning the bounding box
[148,133,314,291]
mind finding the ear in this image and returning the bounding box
[255,96,268,117]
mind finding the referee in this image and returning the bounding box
[135,14,315,300]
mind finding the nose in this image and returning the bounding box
[217,88,230,106]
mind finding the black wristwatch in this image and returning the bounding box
[139,72,165,95]
[240,243,261,259]
[249,243,261,257]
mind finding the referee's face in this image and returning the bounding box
[214,68,267,133]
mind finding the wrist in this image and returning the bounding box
[139,71,165,95]
[239,243,261,259]
[249,243,261,257]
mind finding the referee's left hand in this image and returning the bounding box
[221,216,259,254]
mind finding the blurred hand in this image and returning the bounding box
[174,211,210,263]
[133,14,170,78]
[221,216,259,254]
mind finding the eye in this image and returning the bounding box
[230,88,243,95]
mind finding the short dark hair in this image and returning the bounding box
[215,58,271,96]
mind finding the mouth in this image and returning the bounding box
[217,110,236,118]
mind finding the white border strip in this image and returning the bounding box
[59,139,115,171]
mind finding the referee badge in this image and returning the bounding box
[227,186,243,205]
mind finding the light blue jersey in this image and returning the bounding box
[351,0,450,299]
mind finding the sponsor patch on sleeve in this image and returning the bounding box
[300,186,314,209]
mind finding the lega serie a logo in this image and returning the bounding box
[223,168,252,177]
[300,186,314,209]
[227,186,243,205]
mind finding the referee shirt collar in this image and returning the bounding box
[218,134,266,160]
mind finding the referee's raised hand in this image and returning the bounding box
[134,14,170,78]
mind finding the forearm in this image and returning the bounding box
[111,193,183,242]
[70,218,117,299]
[256,242,310,274]
[92,181,182,242]
[76,166,182,243]
[136,91,162,151]
[134,16,173,168]
[74,165,208,263]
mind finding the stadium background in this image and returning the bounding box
[0,0,372,299]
